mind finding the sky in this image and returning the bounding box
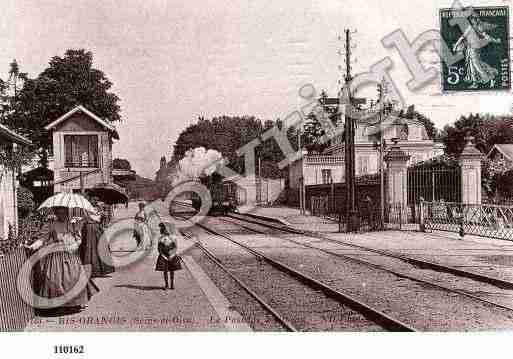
[1,0,512,178]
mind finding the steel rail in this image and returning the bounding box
[228,212,513,290]
[220,216,513,314]
[180,229,298,332]
[192,220,417,332]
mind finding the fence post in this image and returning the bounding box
[299,177,304,214]
[399,203,402,230]
[384,141,410,226]
[419,198,425,232]
[459,136,483,232]
[459,136,483,205]
[330,179,334,215]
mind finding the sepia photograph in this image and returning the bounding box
[1,0,513,357]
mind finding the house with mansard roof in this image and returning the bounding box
[486,144,513,169]
[288,111,444,190]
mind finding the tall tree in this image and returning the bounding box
[439,113,513,156]
[112,158,132,170]
[0,60,35,170]
[300,90,340,154]
[172,115,289,178]
[4,49,121,165]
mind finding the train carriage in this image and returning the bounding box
[191,175,237,215]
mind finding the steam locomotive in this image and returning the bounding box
[191,173,237,215]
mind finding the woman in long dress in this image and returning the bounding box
[453,14,501,88]
[134,202,151,250]
[28,206,99,311]
[80,205,115,278]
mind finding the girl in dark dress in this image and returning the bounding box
[155,223,182,290]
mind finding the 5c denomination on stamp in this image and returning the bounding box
[440,6,510,92]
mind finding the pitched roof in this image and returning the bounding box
[488,144,513,161]
[44,105,119,139]
[0,123,31,145]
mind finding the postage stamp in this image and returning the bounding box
[440,6,510,92]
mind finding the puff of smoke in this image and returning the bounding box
[173,147,223,184]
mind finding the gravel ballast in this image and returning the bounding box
[203,217,513,331]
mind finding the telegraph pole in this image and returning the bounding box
[377,79,386,229]
[343,29,358,233]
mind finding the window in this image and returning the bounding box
[321,169,332,184]
[399,124,409,140]
[33,180,53,187]
[358,156,369,174]
[64,135,99,168]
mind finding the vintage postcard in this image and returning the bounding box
[2,0,513,357]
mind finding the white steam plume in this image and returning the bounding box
[173,147,223,184]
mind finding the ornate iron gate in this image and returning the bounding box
[407,167,462,204]
[404,166,461,228]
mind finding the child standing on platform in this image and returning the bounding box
[155,223,182,290]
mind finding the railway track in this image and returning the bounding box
[171,200,513,290]
[190,229,415,331]
[180,230,297,331]
[218,215,513,314]
[227,212,513,290]
[174,213,416,331]
[171,201,513,329]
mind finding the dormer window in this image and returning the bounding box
[64,134,99,168]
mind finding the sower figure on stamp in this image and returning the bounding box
[453,13,501,89]
[155,222,182,290]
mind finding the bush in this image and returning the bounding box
[0,211,47,257]
[410,154,459,170]
[17,186,35,219]
[495,169,513,199]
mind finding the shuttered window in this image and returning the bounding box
[358,156,369,174]
[64,135,99,168]
[321,169,332,184]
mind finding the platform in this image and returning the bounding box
[25,201,251,331]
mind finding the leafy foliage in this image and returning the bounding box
[113,158,132,170]
[409,154,460,170]
[125,175,160,201]
[482,157,511,200]
[3,50,121,164]
[17,186,35,219]
[495,169,513,199]
[300,90,339,154]
[440,113,513,156]
[0,211,47,256]
[172,115,288,179]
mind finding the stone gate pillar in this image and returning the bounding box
[459,136,483,205]
[384,142,410,222]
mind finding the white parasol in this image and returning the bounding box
[38,192,96,213]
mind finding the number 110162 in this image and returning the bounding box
[53,345,84,354]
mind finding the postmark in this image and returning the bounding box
[440,6,510,92]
